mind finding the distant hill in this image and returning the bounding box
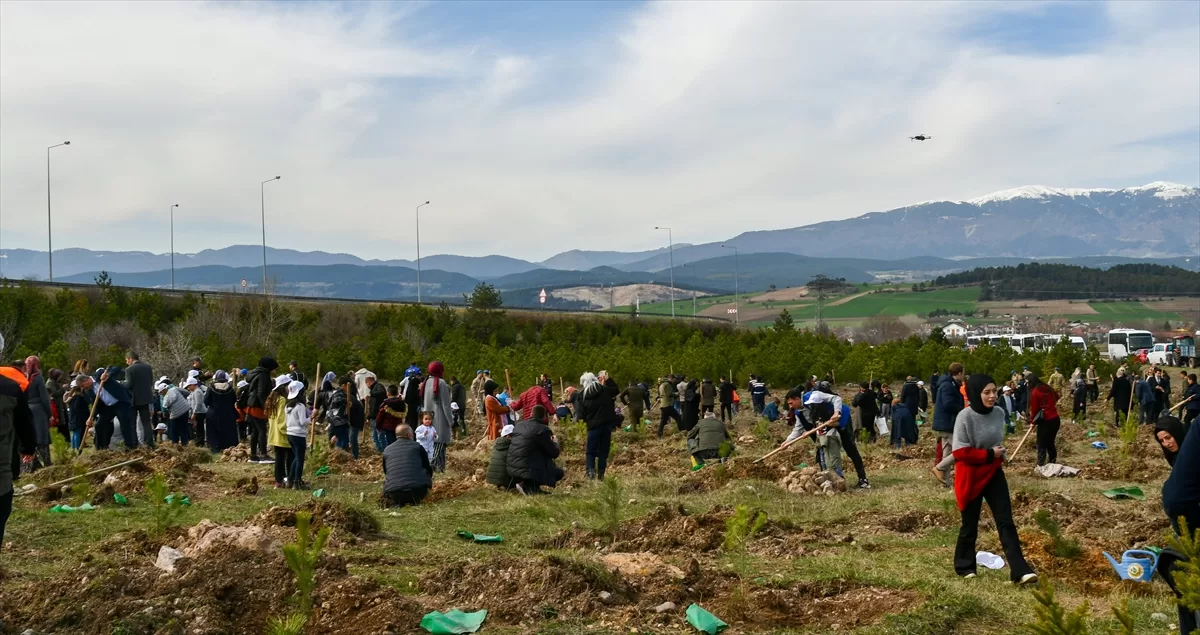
[932,263,1200,300]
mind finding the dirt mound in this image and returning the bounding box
[1017,531,1123,596]
[779,467,847,496]
[709,580,918,631]
[326,448,384,477]
[0,545,424,635]
[536,504,731,553]
[880,509,956,534]
[98,527,189,558]
[425,477,482,504]
[219,444,251,462]
[255,500,380,538]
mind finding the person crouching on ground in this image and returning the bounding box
[382,424,433,508]
[285,380,310,490]
[487,424,517,490]
[506,405,563,495]
[762,397,780,422]
[688,412,731,467]
[374,384,405,448]
[951,373,1037,585]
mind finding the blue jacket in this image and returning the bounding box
[1162,415,1200,532]
[762,401,780,422]
[932,375,962,433]
[1136,379,1156,407]
[892,403,917,445]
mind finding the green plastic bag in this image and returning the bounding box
[686,603,728,634]
[1102,486,1146,501]
[113,493,128,505]
[164,494,191,506]
[1085,431,1100,438]
[314,465,331,476]
[456,530,503,543]
[49,503,96,513]
[420,609,488,634]
[312,489,326,498]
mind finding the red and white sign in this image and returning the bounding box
[538,288,547,304]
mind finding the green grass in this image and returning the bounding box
[1088,301,1181,319]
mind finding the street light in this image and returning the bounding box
[415,201,430,303]
[260,176,281,290]
[168,204,180,290]
[46,141,70,281]
[654,226,675,318]
[720,244,739,325]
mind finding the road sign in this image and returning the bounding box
[539,288,547,304]
[240,279,248,288]
[727,308,738,314]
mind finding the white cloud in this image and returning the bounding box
[1,0,1196,263]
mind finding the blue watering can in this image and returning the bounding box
[1103,549,1158,582]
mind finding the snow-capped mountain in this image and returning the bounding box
[709,182,1200,261]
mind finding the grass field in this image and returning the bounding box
[1088,301,1182,319]
[0,385,1187,634]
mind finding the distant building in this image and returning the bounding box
[942,322,968,339]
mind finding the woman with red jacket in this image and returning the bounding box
[1026,373,1061,466]
[951,373,1037,584]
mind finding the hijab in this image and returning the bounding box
[966,373,996,416]
[580,372,600,396]
[321,371,337,392]
[483,379,499,397]
[1154,415,1186,467]
[24,355,41,380]
[427,361,444,397]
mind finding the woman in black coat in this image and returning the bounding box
[682,380,701,432]
[203,371,241,453]
[579,371,621,480]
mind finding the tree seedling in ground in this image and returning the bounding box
[723,505,768,552]
[1170,518,1200,612]
[145,473,187,536]
[595,476,623,541]
[49,432,73,469]
[265,612,307,635]
[1117,412,1139,478]
[282,510,330,615]
[1026,576,1138,634]
[1032,509,1081,559]
[753,418,771,441]
[70,464,92,505]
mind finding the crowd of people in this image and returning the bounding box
[0,332,1196,622]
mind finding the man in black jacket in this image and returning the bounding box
[239,357,279,463]
[899,377,921,419]
[287,361,308,404]
[854,383,880,443]
[1,333,38,545]
[507,405,563,494]
[124,351,155,448]
[382,425,432,507]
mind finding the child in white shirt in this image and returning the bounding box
[415,411,438,462]
[285,380,310,490]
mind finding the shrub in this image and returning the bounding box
[596,476,623,541]
[145,473,187,536]
[1026,578,1089,635]
[1032,510,1081,559]
[1171,518,1200,612]
[283,511,330,615]
[49,431,73,468]
[723,505,768,551]
[266,613,306,635]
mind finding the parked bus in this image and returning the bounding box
[1107,328,1154,361]
[986,335,1008,347]
[1009,333,1038,353]
[966,335,981,350]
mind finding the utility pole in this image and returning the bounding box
[654,226,675,318]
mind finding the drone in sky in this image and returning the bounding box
[909,134,932,141]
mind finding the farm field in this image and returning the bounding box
[0,384,1185,635]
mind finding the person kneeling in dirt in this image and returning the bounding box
[506,405,563,495]
[688,412,731,466]
[486,424,517,490]
[382,424,433,508]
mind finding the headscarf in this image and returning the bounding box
[48,368,63,383]
[580,372,600,396]
[321,371,336,392]
[427,361,444,397]
[966,373,996,415]
[483,379,499,397]
[24,355,41,379]
[213,370,228,383]
[1154,415,1186,467]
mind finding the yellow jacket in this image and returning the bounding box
[267,399,288,448]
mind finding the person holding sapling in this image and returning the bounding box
[950,374,1036,585]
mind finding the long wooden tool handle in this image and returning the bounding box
[76,387,104,455]
[1008,419,1037,463]
[308,363,321,448]
[1168,396,1193,412]
[47,457,144,489]
[754,424,822,463]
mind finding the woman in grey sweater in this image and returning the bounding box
[951,373,1037,584]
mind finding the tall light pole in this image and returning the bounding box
[260,176,281,290]
[415,201,430,303]
[654,226,675,318]
[169,204,180,290]
[681,263,697,317]
[46,141,70,281]
[721,244,739,325]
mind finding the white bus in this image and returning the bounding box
[1009,333,1038,353]
[1069,336,1086,351]
[1107,328,1154,361]
[966,336,981,349]
[986,335,1009,347]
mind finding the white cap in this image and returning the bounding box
[917,381,925,386]
[154,382,167,392]
[274,375,291,389]
[159,375,170,383]
[287,380,304,400]
[237,380,249,389]
[155,422,168,430]
[188,369,201,378]
[1002,386,1012,392]
[804,391,834,405]
[183,377,199,388]
[500,424,515,437]
[450,402,459,411]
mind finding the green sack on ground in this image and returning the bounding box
[686,603,728,634]
[314,465,331,476]
[49,502,96,513]
[420,609,488,634]
[456,530,503,543]
[1085,431,1100,438]
[113,493,128,505]
[312,489,326,498]
[164,494,191,506]
[1102,486,1146,501]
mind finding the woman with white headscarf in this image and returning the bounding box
[579,370,621,480]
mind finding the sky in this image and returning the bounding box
[1,0,1197,263]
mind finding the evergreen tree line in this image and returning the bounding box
[0,281,1115,389]
[933,263,1200,300]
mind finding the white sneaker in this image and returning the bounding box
[963,573,976,579]
[1017,573,1038,585]
[515,483,527,496]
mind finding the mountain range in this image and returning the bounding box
[3,182,1196,306]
